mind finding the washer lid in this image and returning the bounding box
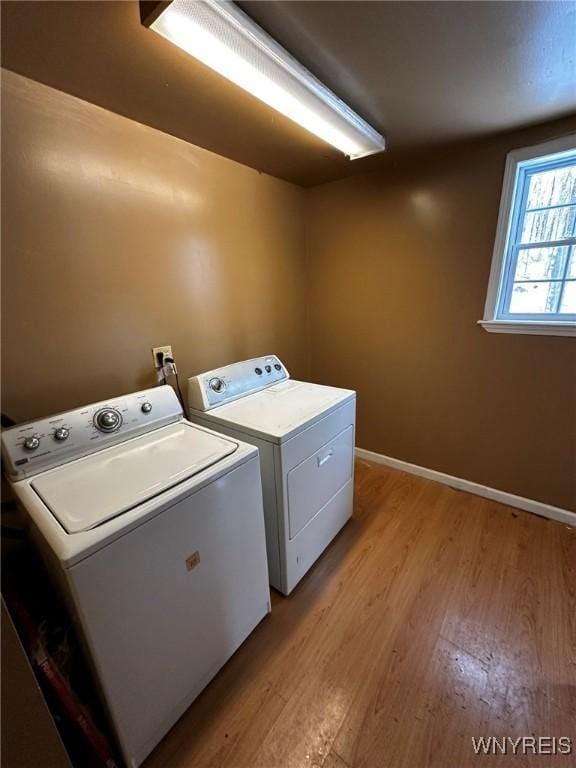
[196,380,355,443]
[30,422,237,533]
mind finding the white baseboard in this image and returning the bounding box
[355,447,576,528]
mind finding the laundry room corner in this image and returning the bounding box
[303,119,576,513]
[1,1,575,766]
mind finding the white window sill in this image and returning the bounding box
[478,320,576,337]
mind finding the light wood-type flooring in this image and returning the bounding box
[145,460,576,768]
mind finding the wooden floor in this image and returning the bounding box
[145,460,576,768]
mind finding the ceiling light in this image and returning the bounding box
[145,0,386,159]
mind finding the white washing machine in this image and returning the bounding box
[1,385,270,768]
[187,356,356,595]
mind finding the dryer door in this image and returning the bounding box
[287,424,354,539]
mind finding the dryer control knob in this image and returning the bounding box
[23,436,40,451]
[54,427,69,441]
[141,402,152,414]
[209,378,225,393]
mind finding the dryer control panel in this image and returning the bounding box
[188,355,289,411]
[1,385,182,479]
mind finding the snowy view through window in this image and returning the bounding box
[508,160,576,316]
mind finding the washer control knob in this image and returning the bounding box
[95,408,122,432]
[54,427,69,442]
[23,436,40,451]
[265,365,272,373]
[274,363,282,371]
[254,367,263,376]
[141,402,152,414]
[209,377,225,393]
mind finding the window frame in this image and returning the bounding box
[480,134,576,337]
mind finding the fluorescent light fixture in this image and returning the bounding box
[146,0,385,159]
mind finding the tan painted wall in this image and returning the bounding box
[305,119,576,511]
[2,69,574,511]
[1,70,307,422]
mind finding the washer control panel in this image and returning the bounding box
[188,355,289,411]
[1,385,181,479]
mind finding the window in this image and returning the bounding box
[481,135,576,336]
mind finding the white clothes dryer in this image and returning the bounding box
[187,356,356,595]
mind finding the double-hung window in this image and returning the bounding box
[481,135,576,336]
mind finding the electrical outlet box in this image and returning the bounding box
[152,345,173,367]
